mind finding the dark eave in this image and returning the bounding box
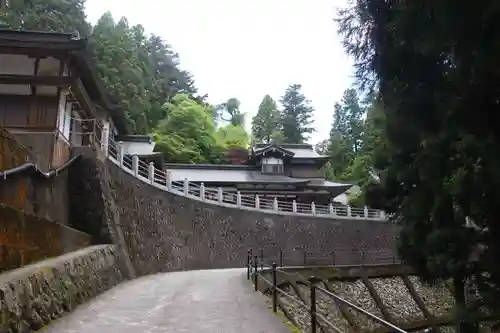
[164,163,259,171]
[0,74,75,86]
[116,134,153,143]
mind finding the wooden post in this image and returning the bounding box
[272,262,277,313]
[310,277,317,333]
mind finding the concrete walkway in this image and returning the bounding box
[44,268,291,333]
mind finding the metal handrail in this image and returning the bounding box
[315,285,408,333]
[246,248,408,333]
[103,135,389,221]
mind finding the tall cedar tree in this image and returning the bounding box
[339,0,500,331]
[279,84,314,144]
[251,95,281,144]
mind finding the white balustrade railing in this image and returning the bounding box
[103,137,387,221]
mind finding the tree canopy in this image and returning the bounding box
[338,0,500,330]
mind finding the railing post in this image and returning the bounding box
[380,210,386,220]
[148,162,155,184]
[292,200,297,213]
[217,187,223,203]
[253,255,258,291]
[118,141,124,166]
[303,251,307,265]
[101,127,109,156]
[364,206,369,218]
[279,249,284,267]
[200,182,205,200]
[329,203,334,215]
[311,202,316,215]
[332,251,336,266]
[183,178,189,195]
[166,171,172,191]
[247,249,251,280]
[260,248,264,271]
[255,195,260,209]
[132,155,139,176]
[272,262,277,313]
[309,277,317,333]
[347,205,352,217]
[236,191,242,206]
[273,197,278,211]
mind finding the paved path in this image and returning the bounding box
[44,268,291,333]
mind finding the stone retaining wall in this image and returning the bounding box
[0,245,127,332]
[0,204,92,273]
[106,158,400,276]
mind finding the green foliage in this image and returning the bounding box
[251,95,281,144]
[154,94,225,164]
[90,12,198,134]
[338,0,500,330]
[0,0,91,36]
[279,84,314,144]
[216,124,249,148]
[215,98,245,127]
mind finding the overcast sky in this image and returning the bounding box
[85,0,354,144]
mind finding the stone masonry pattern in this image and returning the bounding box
[105,159,401,276]
[0,245,126,333]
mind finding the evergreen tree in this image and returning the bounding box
[339,0,500,330]
[0,0,90,36]
[251,95,281,144]
[279,84,314,143]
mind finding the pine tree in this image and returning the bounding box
[0,0,90,36]
[279,84,314,143]
[251,95,281,144]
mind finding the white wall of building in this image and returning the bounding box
[122,140,156,155]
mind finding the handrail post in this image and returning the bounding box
[118,141,124,166]
[217,187,223,203]
[364,205,369,218]
[292,200,297,213]
[236,191,242,206]
[311,202,316,216]
[200,182,205,200]
[255,195,260,209]
[148,162,155,184]
[347,205,352,217]
[166,171,172,191]
[183,178,189,195]
[303,250,307,265]
[259,248,264,271]
[247,249,251,280]
[273,197,278,211]
[309,276,317,333]
[272,262,277,313]
[332,251,336,266]
[132,155,139,176]
[253,255,258,291]
[279,249,283,267]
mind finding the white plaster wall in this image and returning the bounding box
[122,141,155,155]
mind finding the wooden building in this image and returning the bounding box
[0,29,126,169]
[165,142,353,205]
[0,29,148,170]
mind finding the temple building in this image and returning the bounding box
[165,142,353,206]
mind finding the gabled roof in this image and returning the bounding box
[252,143,295,158]
[0,29,128,134]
